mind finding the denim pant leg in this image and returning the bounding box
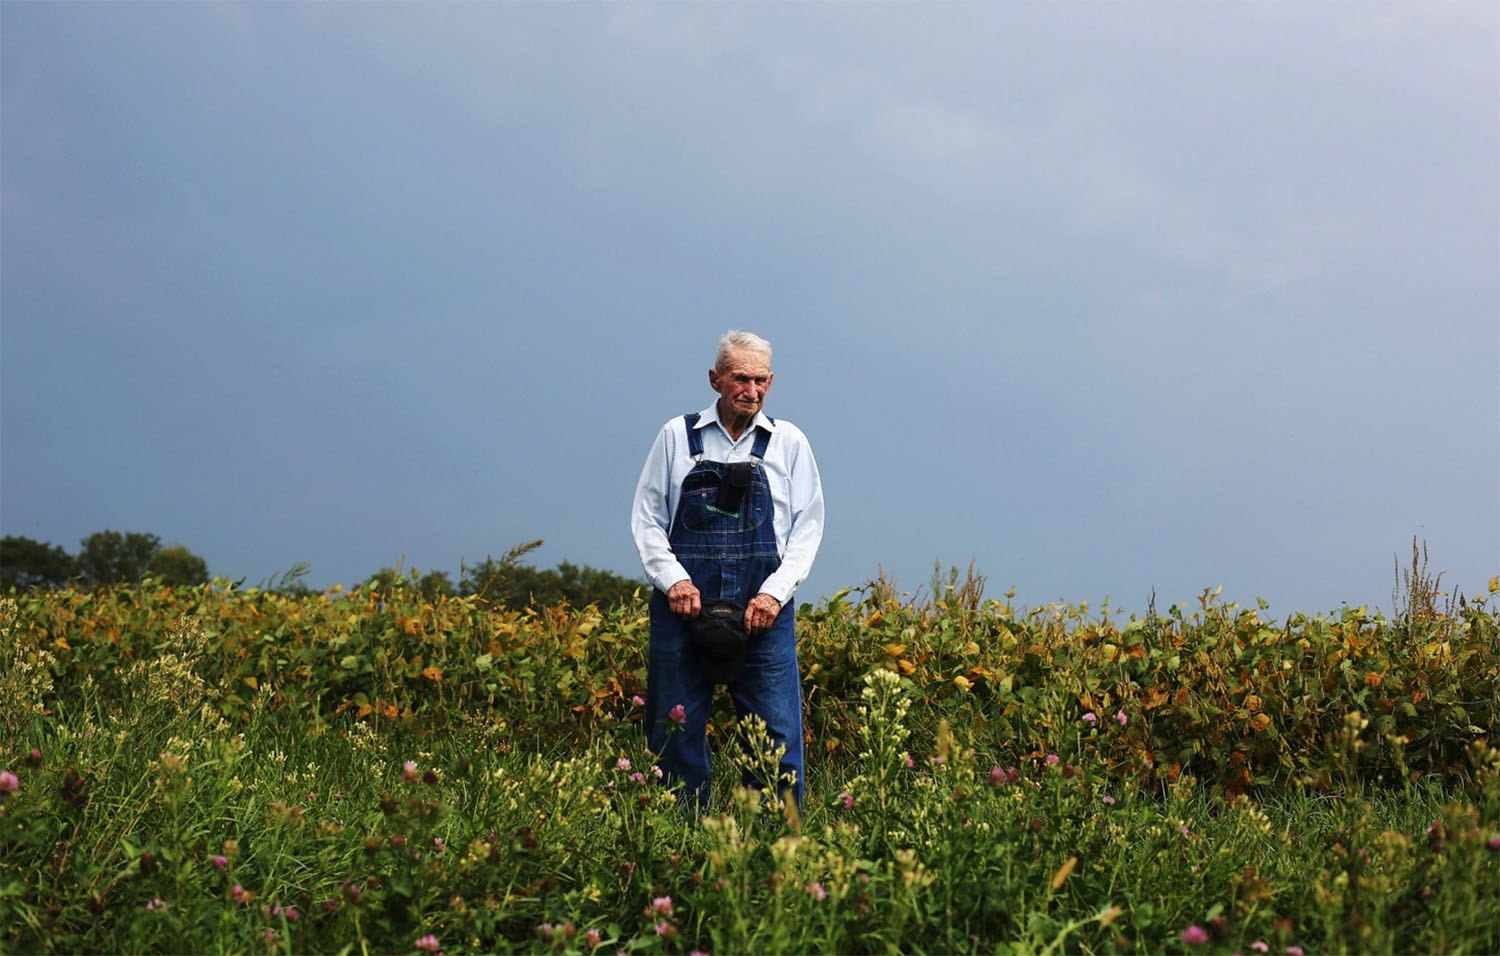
[646,591,715,809]
[728,604,804,806]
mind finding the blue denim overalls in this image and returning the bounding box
[646,412,805,810]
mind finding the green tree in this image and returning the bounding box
[0,536,78,590]
[460,539,546,604]
[360,567,455,600]
[416,570,456,599]
[73,530,211,588]
[148,544,210,588]
[363,566,408,594]
[460,540,643,609]
[75,531,162,586]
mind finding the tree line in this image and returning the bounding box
[363,539,645,608]
[0,533,645,609]
[1,531,209,590]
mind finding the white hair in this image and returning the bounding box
[716,330,772,370]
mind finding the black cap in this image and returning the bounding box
[691,599,748,684]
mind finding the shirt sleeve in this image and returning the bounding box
[630,421,691,595]
[757,428,825,606]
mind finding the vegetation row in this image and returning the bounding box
[7,565,1496,793]
[1,555,1496,953]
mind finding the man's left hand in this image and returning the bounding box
[745,593,782,635]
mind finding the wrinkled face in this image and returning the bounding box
[709,349,773,422]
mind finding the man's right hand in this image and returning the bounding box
[667,579,702,619]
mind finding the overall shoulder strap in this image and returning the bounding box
[750,421,773,461]
[683,413,704,459]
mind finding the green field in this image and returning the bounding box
[2,573,1497,954]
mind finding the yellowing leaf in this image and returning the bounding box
[1250,713,1272,732]
[52,637,71,651]
[1050,856,1078,890]
[936,718,955,761]
[883,643,906,657]
[243,676,259,691]
[897,659,916,676]
[422,665,443,682]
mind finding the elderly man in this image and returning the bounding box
[630,330,825,809]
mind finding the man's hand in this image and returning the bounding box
[667,579,701,619]
[745,593,781,635]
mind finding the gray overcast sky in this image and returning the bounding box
[3,2,1496,616]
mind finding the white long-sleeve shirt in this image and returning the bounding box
[630,402,825,606]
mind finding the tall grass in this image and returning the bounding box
[2,577,1497,954]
